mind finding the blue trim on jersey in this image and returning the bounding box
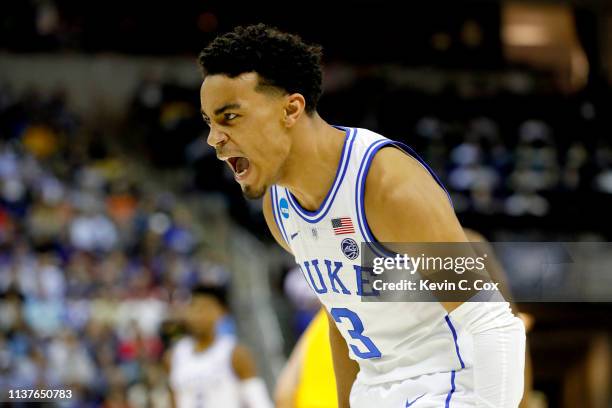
[270,186,290,246]
[445,370,457,408]
[392,140,452,205]
[355,139,393,258]
[355,138,453,258]
[285,127,356,224]
[444,315,466,369]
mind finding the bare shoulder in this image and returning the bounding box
[231,342,257,380]
[365,146,448,207]
[364,146,462,242]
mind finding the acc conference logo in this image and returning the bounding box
[279,198,289,219]
[341,238,359,260]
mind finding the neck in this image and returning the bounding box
[192,331,215,352]
[279,113,347,211]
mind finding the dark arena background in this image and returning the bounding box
[1,1,612,407]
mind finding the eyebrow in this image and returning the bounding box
[201,103,242,119]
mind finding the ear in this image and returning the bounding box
[283,93,306,128]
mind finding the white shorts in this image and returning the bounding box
[350,368,476,408]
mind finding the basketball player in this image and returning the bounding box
[198,24,526,407]
[167,285,272,408]
[273,229,535,408]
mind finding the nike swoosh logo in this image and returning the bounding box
[290,232,299,240]
[405,393,425,407]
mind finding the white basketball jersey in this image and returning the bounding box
[270,126,486,385]
[169,335,242,408]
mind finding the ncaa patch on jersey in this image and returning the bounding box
[279,198,289,219]
[341,238,359,260]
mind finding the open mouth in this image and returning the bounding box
[227,156,251,180]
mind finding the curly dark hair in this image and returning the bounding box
[198,24,323,114]
[191,283,229,310]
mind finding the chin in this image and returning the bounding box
[242,183,267,200]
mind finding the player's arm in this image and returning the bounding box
[365,147,468,313]
[231,343,274,408]
[326,308,359,408]
[463,228,523,313]
[263,188,292,254]
[463,228,534,408]
[366,147,526,407]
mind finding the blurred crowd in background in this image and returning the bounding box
[323,71,612,228]
[2,0,612,406]
[0,86,234,406]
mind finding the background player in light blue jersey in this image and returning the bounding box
[198,24,526,407]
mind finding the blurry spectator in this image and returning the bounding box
[69,207,118,252]
[26,193,70,248]
[504,190,550,217]
[596,169,612,194]
[22,123,59,159]
[117,321,163,383]
[167,284,273,408]
[562,142,588,190]
[0,287,23,332]
[37,252,66,300]
[48,329,97,388]
[22,287,63,336]
[595,146,612,193]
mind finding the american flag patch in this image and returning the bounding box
[331,217,355,235]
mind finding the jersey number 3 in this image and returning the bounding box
[330,307,382,359]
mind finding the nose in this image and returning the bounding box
[206,127,229,148]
